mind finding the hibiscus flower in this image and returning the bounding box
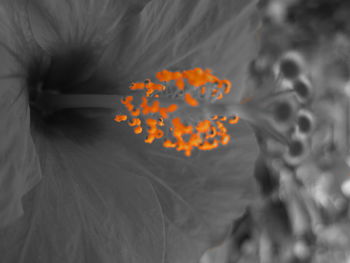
[0,0,259,262]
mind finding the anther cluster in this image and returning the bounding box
[114,68,239,156]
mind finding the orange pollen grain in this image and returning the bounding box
[156,70,173,82]
[134,126,143,134]
[216,121,224,129]
[146,118,158,127]
[189,133,203,146]
[149,101,160,113]
[228,116,240,124]
[207,127,217,138]
[114,115,128,122]
[184,93,199,107]
[196,120,211,133]
[130,82,145,90]
[211,89,219,97]
[163,140,177,148]
[159,108,169,119]
[175,78,185,90]
[145,135,156,144]
[223,80,232,94]
[130,108,140,116]
[221,134,231,145]
[125,103,134,112]
[154,129,164,139]
[167,104,178,113]
[128,118,141,127]
[121,96,133,104]
[158,118,165,126]
[198,140,219,151]
[216,93,224,100]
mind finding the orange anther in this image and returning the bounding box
[184,149,192,157]
[173,130,183,139]
[163,140,177,148]
[183,125,193,134]
[196,120,211,133]
[166,104,178,113]
[207,126,217,138]
[114,115,128,122]
[228,116,240,124]
[198,142,210,151]
[130,108,141,116]
[222,80,232,94]
[211,115,218,120]
[158,118,165,126]
[140,97,151,115]
[221,134,231,145]
[149,100,160,113]
[200,86,206,95]
[172,117,184,130]
[128,118,141,127]
[125,103,134,112]
[130,82,145,90]
[146,82,165,92]
[211,139,219,149]
[140,96,149,107]
[198,140,219,151]
[211,89,219,97]
[145,135,155,144]
[159,108,168,119]
[146,90,155,97]
[157,84,166,91]
[219,116,227,121]
[175,78,185,90]
[218,127,228,135]
[189,133,202,146]
[154,129,164,139]
[156,70,173,82]
[147,127,158,136]
[216,121,225,129]
[216,93,224,100]
[134,126,143,134]
[194,67,204,75]
[172,118,192,134]
[121,96,133,104]
[173,72,183,80]
[177,141,192,152]
[191,78,205,87]
[184,93,199,107]
[142,107,151,115]
[146,118,158,127]
[206,71,219,83]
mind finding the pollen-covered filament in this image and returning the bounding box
[114,68,240,156]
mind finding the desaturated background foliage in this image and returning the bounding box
[0,0,260,263]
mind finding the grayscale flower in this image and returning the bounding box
[0,0,259,262]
